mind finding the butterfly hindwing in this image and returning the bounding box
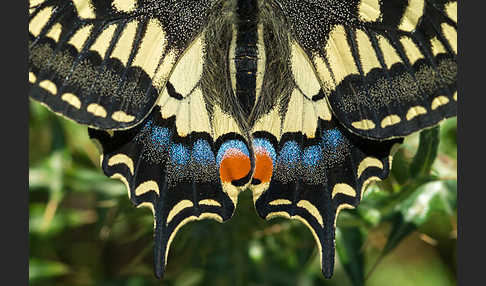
[249,14,402,277]
[29,0,220,129]
[272,0,457,139]
[89,12,253,277]
[251,122,399,278]
[89,108,240,278]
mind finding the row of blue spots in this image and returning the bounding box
[142,120,216,167]
[170,139,216,167]
[216,139,250,166]
[252,138,277,166]
[277,129,342,168]
[278,141,323,168]
[161,129,342,168]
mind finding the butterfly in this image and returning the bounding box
[28,0,457,279]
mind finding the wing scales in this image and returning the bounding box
[273,0,457,139]
[29,0,218,130]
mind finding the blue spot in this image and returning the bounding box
[192,139,215,165]
[216,140,250,166]
[150,126,171,151]
[278,141,301,164]
[141,119,171,152]
[322,129,343,150]
[302,145,322,167]
[170,143,191,166]
[253,138,277,165]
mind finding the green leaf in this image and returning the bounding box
[29,202,99,236]
[381,216,415,256]
[383,180,457,255]
[336,227,365,286]
[410,127,440,178]
[358,183,392,225]
[390,149,411,185]
[399,180,456,225]
[65,167,127,196]
[29,258,69,282]
[174,269,204,286]
[28,167,51,190]
[439,118,457,159]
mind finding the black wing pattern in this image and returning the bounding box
[272,0,457,139]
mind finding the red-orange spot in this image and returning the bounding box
[253,151,273,183]
[219,151,251,183]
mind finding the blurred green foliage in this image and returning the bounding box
[29,100,457,286]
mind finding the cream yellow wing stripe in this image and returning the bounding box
[157,35,212,137]
[358,0,381,22]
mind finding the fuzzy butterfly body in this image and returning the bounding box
[29,0,457,279]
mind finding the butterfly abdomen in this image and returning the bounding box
[234,0,259,116]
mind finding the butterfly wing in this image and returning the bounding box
[272,0,457,139]
[89,8,253,278]
[249,10,402,278]
[28,0,220,129]
[29,0,457,280]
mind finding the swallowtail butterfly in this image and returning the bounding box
[28,0,457,278]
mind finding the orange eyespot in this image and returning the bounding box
[219,150,251,183]
[253,150,273,183]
